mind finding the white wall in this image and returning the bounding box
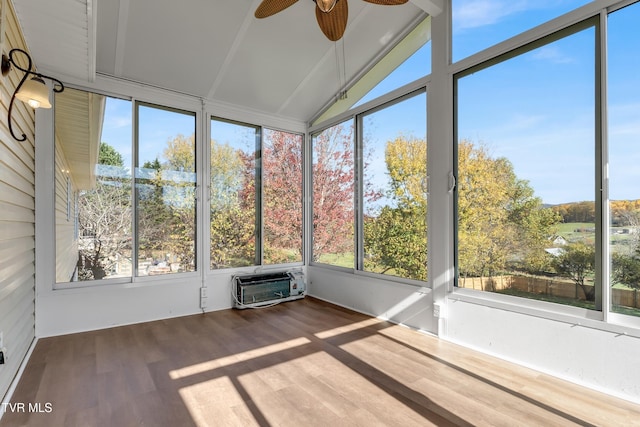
[444,296,640,404]
[36,271,240,337]
[307,267,436,333]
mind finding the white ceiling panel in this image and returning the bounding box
[11,0,432,123]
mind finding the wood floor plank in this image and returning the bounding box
[2,297,640,427]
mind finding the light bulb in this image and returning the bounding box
[27,99,41,109]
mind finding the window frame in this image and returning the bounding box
[310,86,430,287]
[208,116,306,272]
[134,101,198,278]
[450,0,640,330]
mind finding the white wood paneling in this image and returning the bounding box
[0,0,36,403]
[53,141,77,283]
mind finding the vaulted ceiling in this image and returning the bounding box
[12,0,440,124]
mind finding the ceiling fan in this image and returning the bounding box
[255,0,409,42]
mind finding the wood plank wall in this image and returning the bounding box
[0,0,37,403]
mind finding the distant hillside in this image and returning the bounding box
[547,200,640,226]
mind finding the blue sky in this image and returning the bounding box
[100,0,639,205]
[452,0,639,204]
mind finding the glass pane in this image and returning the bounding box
[452,0,592,63]
[312,120,355,267]
[263,129,303,264]
[356,41,431,107]
[456,25,596,309]
[362,92,427,281]
[55,90,133,283]
[210,118,258,269]
[136,104,196,276]
[608,2,640,317]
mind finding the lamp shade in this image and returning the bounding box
[15,76,51,109]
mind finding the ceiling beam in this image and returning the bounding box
[409,0,443,17]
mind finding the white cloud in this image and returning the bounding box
[452,0,532,30]
[530,45,574,64]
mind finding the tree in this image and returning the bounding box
[384,135,427,208]
[365,204,427,280]
[77,142,132,280]
[553,243,596,301]
[209,140,255,268]
[161,134,197,271]
[99,142,124,166]
[262,130,303,263]
[457,140,560,279]
[364,135,427,280]
[612,251,640,291]
[137,157,172,261]
[312,124,356,261]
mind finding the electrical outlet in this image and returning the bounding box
[200,296,208,309]
[200,287,207,299]
[433,303,442,318]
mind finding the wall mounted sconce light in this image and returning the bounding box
[1,48,64,141]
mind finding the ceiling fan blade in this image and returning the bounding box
[362,0,408,5]
[316,0,348,41]
[255,0,299,18]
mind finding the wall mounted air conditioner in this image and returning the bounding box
[233,270,305,309]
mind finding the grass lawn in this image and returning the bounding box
[317,252,354,269]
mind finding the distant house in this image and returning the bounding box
[550,235,568,246]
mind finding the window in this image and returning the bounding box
[452,0,592,62]
[56,94,199,283]
[455,20,598,309]
[361,91,427,281]
[608,2,640,317]
[355,34,431,107]
[312,120,355,267]
[55,90,133,283]
[136,103,197,276]
[263,129,303,264]
[311,89,428,283]
[209,118,259,269]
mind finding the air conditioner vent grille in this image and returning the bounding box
[233,270,305,309]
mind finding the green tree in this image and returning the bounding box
[612,251,640,291]
[99,141,124,166]
[553,243,596,301]
[364,135,427,281]
[209,140,255,268]
[365,204,427,280]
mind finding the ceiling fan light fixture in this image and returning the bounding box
[315,0,338,13]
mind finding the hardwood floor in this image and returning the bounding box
[2,297,639,426]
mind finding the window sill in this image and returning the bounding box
[450,287,640,338]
